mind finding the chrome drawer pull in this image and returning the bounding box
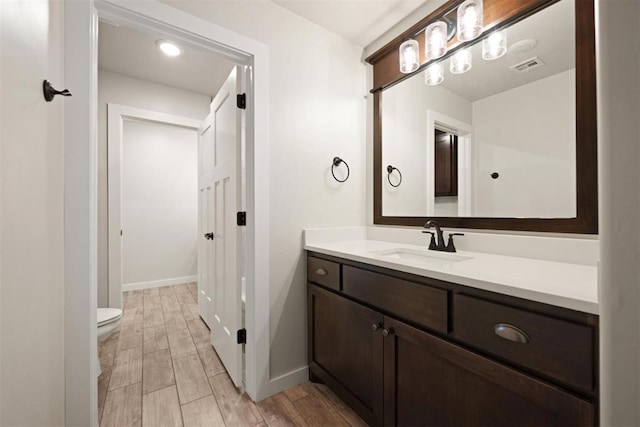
[315,268,328,276]
[493,323,530,344]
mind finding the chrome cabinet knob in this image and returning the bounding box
[371,323,381,332]
[382,328,394,337]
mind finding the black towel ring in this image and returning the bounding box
[331,157,350,183]
[387,165,402,187]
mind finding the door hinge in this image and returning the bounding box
[237,93,246,109]
[237,328,247,344]
[237,211,246,226]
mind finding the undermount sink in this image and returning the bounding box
[370,248,472,265]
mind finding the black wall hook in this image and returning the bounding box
[331,157,350,183]
[43,80,72,102]
[386,165,403,187]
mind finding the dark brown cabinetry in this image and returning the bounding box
[307,284,383,425]
[307,253,598,426]
[434,130,458,197]
[384,317,593,426]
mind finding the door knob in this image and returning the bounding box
[204,232,214,240]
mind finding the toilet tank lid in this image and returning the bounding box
[98,308,123,326]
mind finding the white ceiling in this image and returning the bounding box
[98,0,433,96]
[273,0,431,46]
[98,22,236,97]
[437,0,575,101]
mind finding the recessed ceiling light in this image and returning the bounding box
[508,39,538,55]
[156,40,181,57]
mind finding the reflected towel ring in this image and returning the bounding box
[331,157,350,183]
[387,165,403,187]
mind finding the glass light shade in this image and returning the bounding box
[450,49,472,74]
[482,30,508,60]
[424,63,444,86]
[457,0,483,42]
[399,39,420,73]
[425,21,447,60]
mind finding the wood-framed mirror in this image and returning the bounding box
[367,0,597,234]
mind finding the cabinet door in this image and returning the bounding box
[434,130,458,197]
[383,316,594,426]
[308,284,384,425]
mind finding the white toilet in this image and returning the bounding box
[97,308,123,377]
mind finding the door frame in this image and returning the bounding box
[425,110,473,217]
[64,1,271,425]
[107,104,202,308]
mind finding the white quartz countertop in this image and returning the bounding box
[304,239,598,314]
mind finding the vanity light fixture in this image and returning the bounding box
[425,21,448,60]
[424,63,444,86]
[399,39,420,73]
[450,48,472,74]
[482,29,508,60]
[457,0,483,42]
[156,40,182,57]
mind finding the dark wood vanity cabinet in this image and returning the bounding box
[384,317,593,426]
[308,284,384,424]
[307,253,598,426]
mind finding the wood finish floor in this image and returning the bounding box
[99,283,367,427]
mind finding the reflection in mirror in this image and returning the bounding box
[382,0,576,219]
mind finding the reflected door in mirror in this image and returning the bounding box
[435,130,458,197]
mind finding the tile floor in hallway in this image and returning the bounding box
[98,283,367,427]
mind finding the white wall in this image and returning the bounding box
[121,120,198,288]
[159,0,367,384]
[98,70,210,306]
[472,70,576,218]
[0,0,65,424]
[597,0,640,424]
[434,196,459,216]
[382,76,472,216]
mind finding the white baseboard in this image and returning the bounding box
[257,366,309,401]
[122,275,197,292]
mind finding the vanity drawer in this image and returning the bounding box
[342,265,448,334]
[453,294,594,393]
[307,257,341,291]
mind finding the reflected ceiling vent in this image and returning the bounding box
[510,56,545,73]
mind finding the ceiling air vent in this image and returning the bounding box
[510,56,545,73]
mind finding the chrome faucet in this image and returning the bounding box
[422,220,464,253]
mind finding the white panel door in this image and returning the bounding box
[212,67,244,388]
[197,67,244,388]
[198,119,215,328]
